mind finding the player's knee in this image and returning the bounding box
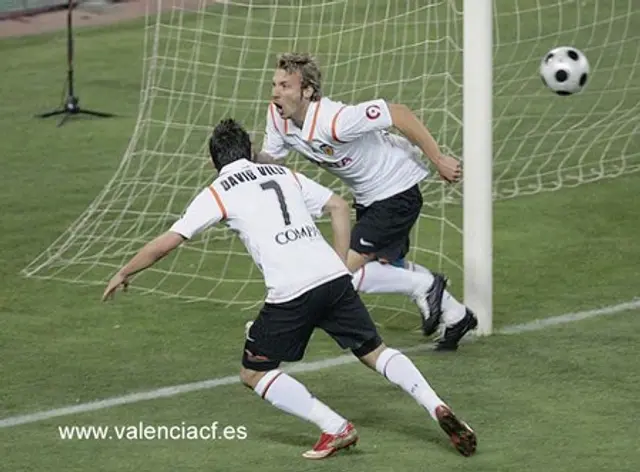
[352,336,385,368]
[239,367,266,389]
[360,343,388,369]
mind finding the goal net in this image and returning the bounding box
[23,0,640,327]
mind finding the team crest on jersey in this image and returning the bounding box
[319,143,335,156]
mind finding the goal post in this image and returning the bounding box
[463,0,493,336]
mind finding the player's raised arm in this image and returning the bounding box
[294,171,351,264]
[331,99,461,183]
[386,103,461,183]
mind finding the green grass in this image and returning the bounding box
[1,1,639,471]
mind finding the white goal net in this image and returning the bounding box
[23,0,640,325]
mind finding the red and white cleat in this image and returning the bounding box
[435,405,477,457]
[302,422,359,459]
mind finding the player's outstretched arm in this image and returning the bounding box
[102,185,224,301]
[102,231,185,301]
[322,194,351,264]
[387,103,461,183]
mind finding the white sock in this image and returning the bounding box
[406,261,467,326]
[375,348,446,420]
[351,261,433,298]
[254,370,347,434]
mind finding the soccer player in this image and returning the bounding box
[103,118,477,459]
[253,52,477,350]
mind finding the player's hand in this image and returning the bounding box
[102,272,129,301]
[435,155,462,183]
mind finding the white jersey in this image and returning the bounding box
[261,96,430,206]
[170,160,349,304]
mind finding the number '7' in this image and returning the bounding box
[260,180,291,225]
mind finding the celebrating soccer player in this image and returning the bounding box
[254,53,477,350]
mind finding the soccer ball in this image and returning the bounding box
[539,46,590,95]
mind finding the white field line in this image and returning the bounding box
[1,298,638,429]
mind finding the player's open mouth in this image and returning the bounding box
[274,103,284,116]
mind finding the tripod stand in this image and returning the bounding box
[38,0,114,126]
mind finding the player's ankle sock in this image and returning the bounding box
[254,370,347,434]
[375,348,445,421]
[441,293,467,325]
[351,261,433,297]
[406,261,466,325]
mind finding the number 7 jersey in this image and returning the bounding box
[170,160,349,304]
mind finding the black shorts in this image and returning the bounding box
[350,184,423,262]
[242,275,382,371]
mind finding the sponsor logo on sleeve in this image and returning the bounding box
[365,104,381,120]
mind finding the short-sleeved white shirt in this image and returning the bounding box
[170,160,349,303]
[261,97,430,206]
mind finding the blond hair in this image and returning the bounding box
[276,52,322,101]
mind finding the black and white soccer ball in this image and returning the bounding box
[539,46,590,95]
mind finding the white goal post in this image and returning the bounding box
[463,0,493,335]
